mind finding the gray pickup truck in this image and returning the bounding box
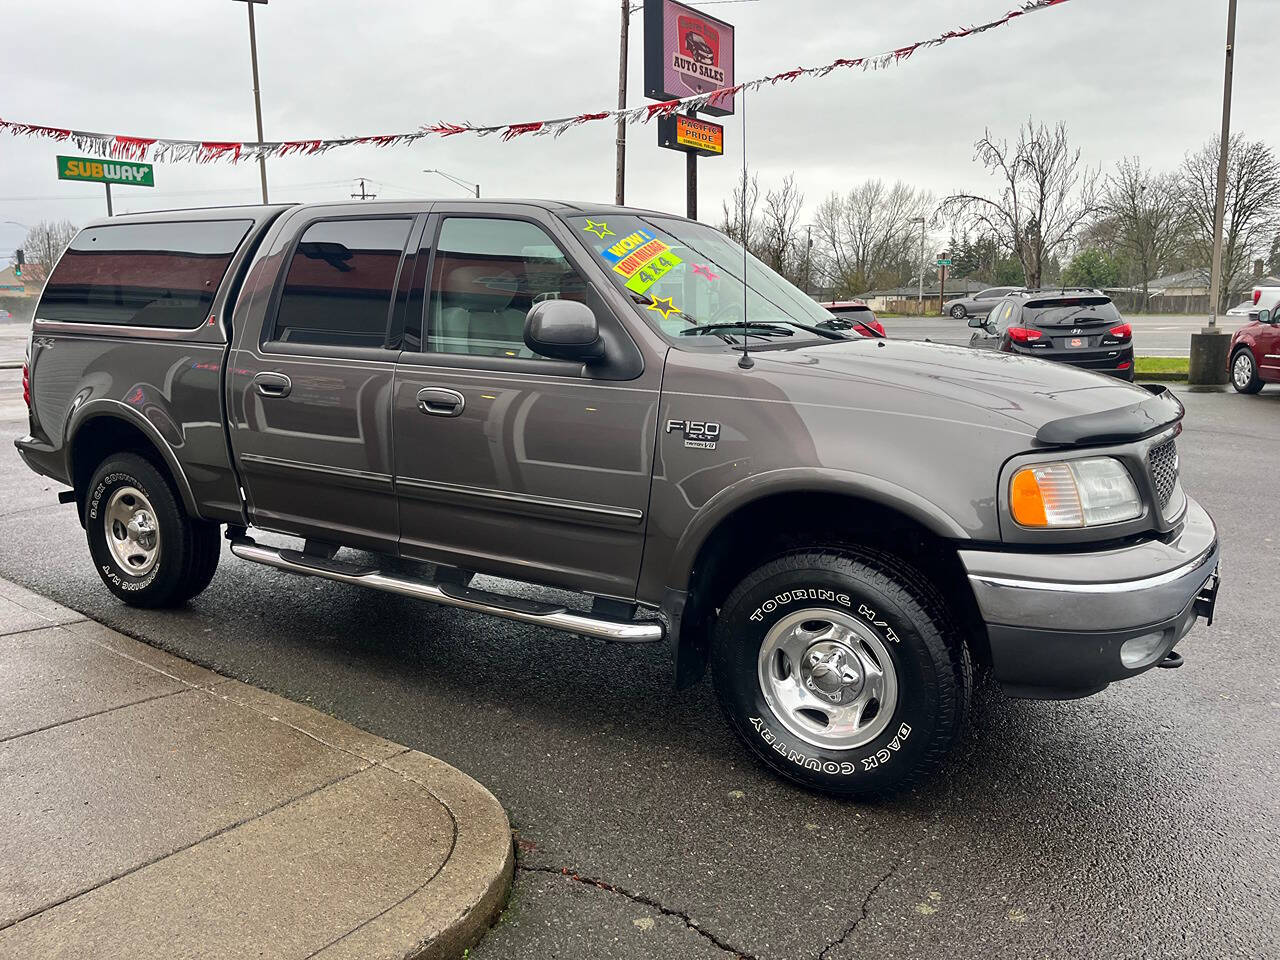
[16,200,1220,797]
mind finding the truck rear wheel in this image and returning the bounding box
[85,453,221,608]
[711,549,971,799]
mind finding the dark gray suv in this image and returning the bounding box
[15,200,1219,798]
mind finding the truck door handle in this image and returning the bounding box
[417,387,465,417]
[253,372,292,398]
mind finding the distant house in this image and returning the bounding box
[857,279,988,312]
[0,265,34,298]
[1108,268,1263,314]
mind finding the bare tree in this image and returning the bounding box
[719,170,761,252]
[21,220,79,288]
[814,179,933,297]
[1102,158,1187,303]
[1181,134,1280,311]
[941,121,1100,289]
[757,174,806,284]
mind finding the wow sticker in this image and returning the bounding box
[601,229,658,265]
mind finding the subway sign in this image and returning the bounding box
[57,155,155,187]
[658,114,724,158]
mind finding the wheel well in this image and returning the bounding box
[675,491,990,688]
[69,417,175,525]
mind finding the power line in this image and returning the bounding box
[0,178,359,203]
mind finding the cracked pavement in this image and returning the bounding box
[1,374,1277,959]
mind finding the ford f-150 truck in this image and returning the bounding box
[16,200,1221,797]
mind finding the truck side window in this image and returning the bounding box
[270,218,411,348]
[425,218,588,359]
[39,220,252,328]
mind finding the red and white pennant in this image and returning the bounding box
[0,1,1070,164]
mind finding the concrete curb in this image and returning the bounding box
[0,579,514,960]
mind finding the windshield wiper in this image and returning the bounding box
[781,319,854,341]
[680,322,795,338]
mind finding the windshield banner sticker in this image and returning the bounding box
[599,229,685,294]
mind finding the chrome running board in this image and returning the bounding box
[229,538,665,644]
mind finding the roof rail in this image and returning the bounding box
[1022,286,1103,295]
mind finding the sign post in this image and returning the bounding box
[936,253,951,316]
[931,252,952,316]
[644,0,735,221]
[57,155,155,217]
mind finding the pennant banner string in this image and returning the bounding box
[0,0,1070,164]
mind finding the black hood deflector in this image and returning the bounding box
[1034,384,1183,446]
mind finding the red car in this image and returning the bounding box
[819,300,885,338]
[1228,305,1280,393]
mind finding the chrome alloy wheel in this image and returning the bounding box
[1233,352,1254,390]
[104,486,160,576]
[757,608,898,750]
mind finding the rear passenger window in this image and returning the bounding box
[425,218,588,358]
[39,220,252,328]
[271,218,411,348]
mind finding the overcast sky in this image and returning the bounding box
[3,0,1278,252]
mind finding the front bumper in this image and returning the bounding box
[960,497,1219,699]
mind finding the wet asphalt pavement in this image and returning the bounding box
[1,371,1276,960]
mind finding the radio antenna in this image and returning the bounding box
[738,86,754,370]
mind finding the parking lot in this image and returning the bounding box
[1,369,1276,960]
[887,313,1248,356]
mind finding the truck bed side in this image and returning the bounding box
[17,206,291,524]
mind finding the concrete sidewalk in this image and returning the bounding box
[0,577,513,960]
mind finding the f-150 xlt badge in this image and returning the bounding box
[666,419,720,449]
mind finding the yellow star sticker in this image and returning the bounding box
[583,219,614,239]
[646,295,680,321]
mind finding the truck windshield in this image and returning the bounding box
[569,215,849,346]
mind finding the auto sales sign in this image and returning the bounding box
[644,0,735,116]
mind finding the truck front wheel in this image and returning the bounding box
[85,453,221,608]
[711,549,971,798]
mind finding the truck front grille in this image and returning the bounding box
[1147,436,1178,510]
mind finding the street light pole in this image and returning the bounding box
[234,0,270,204]
[1189,0,1236,387]
[1206,0,1237,330]
[910,217,926,304]
[424,169,480,198]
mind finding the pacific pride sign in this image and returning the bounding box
[57,155,155,187]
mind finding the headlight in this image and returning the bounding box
[1009,457,1141,528]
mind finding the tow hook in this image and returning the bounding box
[1157,651,1185,670]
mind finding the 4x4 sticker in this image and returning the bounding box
[748,716,913,774]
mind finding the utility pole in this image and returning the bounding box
[806,224,813,295]
[350,178,377,200]
[911,216,926,304]
[1190,0,1236,386]
[615,0,631,206]
[234,0,270,204]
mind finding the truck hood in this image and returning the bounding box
[755,338,1180,444]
